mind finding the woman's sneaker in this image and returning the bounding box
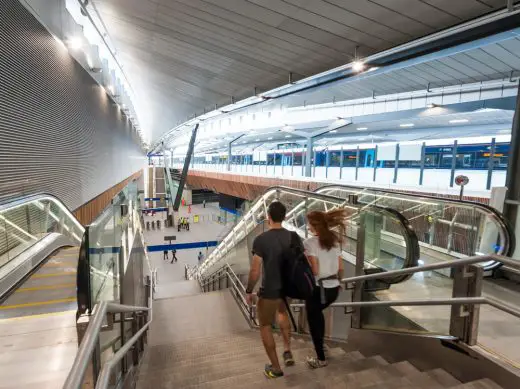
[283,351,295,366]
[264,364,284,379]
[306,356,328,369]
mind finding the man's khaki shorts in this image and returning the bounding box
[256,297,289,327]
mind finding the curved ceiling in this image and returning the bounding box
[92,0,509,141]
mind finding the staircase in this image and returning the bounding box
[136,290,504,389]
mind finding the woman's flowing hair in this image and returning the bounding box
[306,208,348,251]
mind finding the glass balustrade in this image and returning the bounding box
[195,186,419,282]
[0,194,84,269]
[316,185,513,270]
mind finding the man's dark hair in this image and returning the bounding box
[268,201,286,223]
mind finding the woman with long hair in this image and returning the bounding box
[304,208,346,368]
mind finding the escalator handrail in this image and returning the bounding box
[194,186,420,284]
[0,192,85,231]
[316,184,515,261]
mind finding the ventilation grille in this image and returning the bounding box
[0,0,144,211]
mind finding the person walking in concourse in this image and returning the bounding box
[246,201,298,379]
[304,209,346,369]
[163,249,169,261]
[171,249,178,264]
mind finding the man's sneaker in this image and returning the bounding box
[283,351,295,366]
[306,356,328,369]
[264,364,284,379]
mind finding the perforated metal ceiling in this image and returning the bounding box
[92,0,513,141]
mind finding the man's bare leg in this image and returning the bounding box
[260,325,282,371]
[278,309,291,352]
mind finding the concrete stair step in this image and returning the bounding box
[139,348,352,388]
[139,336,314,371]
[137,352,382,389]
[451,379,503,389]
[185,355,389,389]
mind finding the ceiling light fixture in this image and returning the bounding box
[352,61,365,72]
[449,119,469,124]
[330,130,338,133]
[357,127,368,131]
[285,135,291,138]
[400,123,415,128]
[268,137,273,140]
[67,36,83,50]
[255,138,260,141]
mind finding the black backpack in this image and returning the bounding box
[279,231,316,300]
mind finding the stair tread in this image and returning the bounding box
[451,379,503,389]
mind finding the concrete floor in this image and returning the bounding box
[143,202,232,300]
[0,247,79,389]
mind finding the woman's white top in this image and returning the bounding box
[304,236,341,288]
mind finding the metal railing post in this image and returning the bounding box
[351,212,366,329]
[449,264,483,345]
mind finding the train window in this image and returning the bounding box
[330,151,341,167]
[315,151,326,167]
[359,149,375,168]
[342,150,357,167]
[293,153,303,166]
[267,154,274,165]
[274,153,282,165]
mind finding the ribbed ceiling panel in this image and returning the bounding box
[0,0,145,210]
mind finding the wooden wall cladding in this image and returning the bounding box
[186,171,320,200]
[73,170,142,225]
[186,170,489,204]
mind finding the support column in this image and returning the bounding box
[173,125,198,211]
[450,140,458,187]
[339,147,344,180]
[419,142,426,186]
[227,142,232,172]
[505,82,520,259]
[325,150,330,178]
[305,137,313,177]
[372,145,378,182]
[355,146,360,181]
[393,144,400,184]
[291,151,294,176]
[486,137,496,190]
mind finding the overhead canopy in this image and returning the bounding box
[92,0,513,142]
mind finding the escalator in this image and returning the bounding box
[314,185,514,272]
[192,186,420,287]
[0,246,79,319]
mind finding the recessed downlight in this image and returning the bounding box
[268,137,273,140]
[330,130,338,133]
[357,127,368,131]
[285,135,291,138]
[400,123,414,128]
[449,119,469,124]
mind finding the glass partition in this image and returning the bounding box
[316,185,513,270]
[194,186,419,283]
[0,195,84,269]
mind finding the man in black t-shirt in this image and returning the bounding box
[246,201,301,379]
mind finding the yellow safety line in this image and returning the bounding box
[0,298,76,310]
[15,283,75,293]
[31,271,76,279]
[477,343,520,370]
[0,310,76,322]
[43,261,77,267]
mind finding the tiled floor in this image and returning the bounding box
[143,202,232,299]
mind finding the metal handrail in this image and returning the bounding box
[317,184,515,266]
[340,254,520,284]
[62,301,151,389]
